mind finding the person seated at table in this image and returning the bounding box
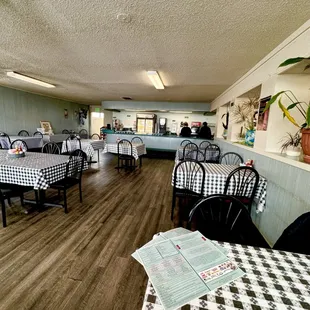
[199,122,212,139]
[180,122,191,137]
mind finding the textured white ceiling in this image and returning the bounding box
[0,1,309,104]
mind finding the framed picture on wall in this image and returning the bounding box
[40,121,54,134]
[257,96,271,131]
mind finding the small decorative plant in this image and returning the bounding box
[280,132,301,154]
[221,112,229,130]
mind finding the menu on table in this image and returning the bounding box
[132,228,244,310]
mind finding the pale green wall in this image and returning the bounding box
[0,86,89,135]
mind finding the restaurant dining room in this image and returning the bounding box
[0,1,310,310]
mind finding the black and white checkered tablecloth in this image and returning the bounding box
[143,242,310,310]
[0,150,84,190]
[103,143,147,160]
[61,140,104,157]
[172,162,267,212]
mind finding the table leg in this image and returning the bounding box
[139,156,143,168]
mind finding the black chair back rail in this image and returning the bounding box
[33,131,43,138]
[0,132,11,149]
[220,152,243,165]
[91,133,101,140]
[131,137,143,144]
[67,149,86,180]
[18,130,30,137]
[180,139,192,147]
[199,141,211,149]
[10,139,28,151]
[42,142,61,154]
[188,194,270,248]
[79,129,88,139]
[171,160,206,221]
[182,142,198,160]
[204,144,221,163]
[224,166,259,213]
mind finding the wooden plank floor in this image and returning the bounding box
[0,154,174,310]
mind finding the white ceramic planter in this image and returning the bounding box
[286,146,301,157]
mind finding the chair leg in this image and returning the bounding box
[20,193,24,207]
[63,189,68,213]
[57,189,61,200]
[1,198,7,228]
[7,197,11,206]
[97,149,100,163]
[35,190,39,205]
[171,193,176,221]
[79,182,82,203]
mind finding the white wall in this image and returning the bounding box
[112,111,217,133]
[211,20,310,111]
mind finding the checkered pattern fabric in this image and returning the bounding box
[142,241,310,310]
[61,140,104,157]
[0,150,87,190]
[103,143,146,160]
[172,162,267,212]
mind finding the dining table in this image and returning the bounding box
[61,138,105,160]
[172,162,267,212]
[0,136,43,149]
[142,241,310,310]
[103,142,147,167]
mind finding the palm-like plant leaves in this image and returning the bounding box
[279,57,310,67]
[278,98,300,127]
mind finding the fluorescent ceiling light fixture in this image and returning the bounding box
[159,110,167,112]
[169,111,192,114]
[6,71,55,88]
[147,71,165,89]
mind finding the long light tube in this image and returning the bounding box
[147,71,165,89]
[6,71,55,88]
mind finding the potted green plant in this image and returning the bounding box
[231,94,259,146]
[264,57,310,162]
[280,132,301,157]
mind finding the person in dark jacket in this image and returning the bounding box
[199,122,212,139]
[180,122,192,137]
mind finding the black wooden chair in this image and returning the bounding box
[49,149,87,213]
[0,185,26,227]
[199,141,211,149]
[182,142,198,160]
[220,152,243,165]
[42,142,61,154]
[224,166,259,213]
[171,160,205,222]
[33,131,43,138]
[180,139,192,147]
[91,133,101,140]
[79,129,88,139]
[185,149,205,162]
[62,129,70,134]
[117,139,136,171]
[10,139,28,151]
[18,130,29,137]
[64,135,81,154]
[204,144,221,163]
[273,212,310,255]
[131,137,143,144]
[187,194,270,248]
[0,132,11,149]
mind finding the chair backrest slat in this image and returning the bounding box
[42,142,60,154]
[131,137,143,144]
[204,144,221,163]
[18,130,30,137]
[0,132,11,149]
[219,152,243,165]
